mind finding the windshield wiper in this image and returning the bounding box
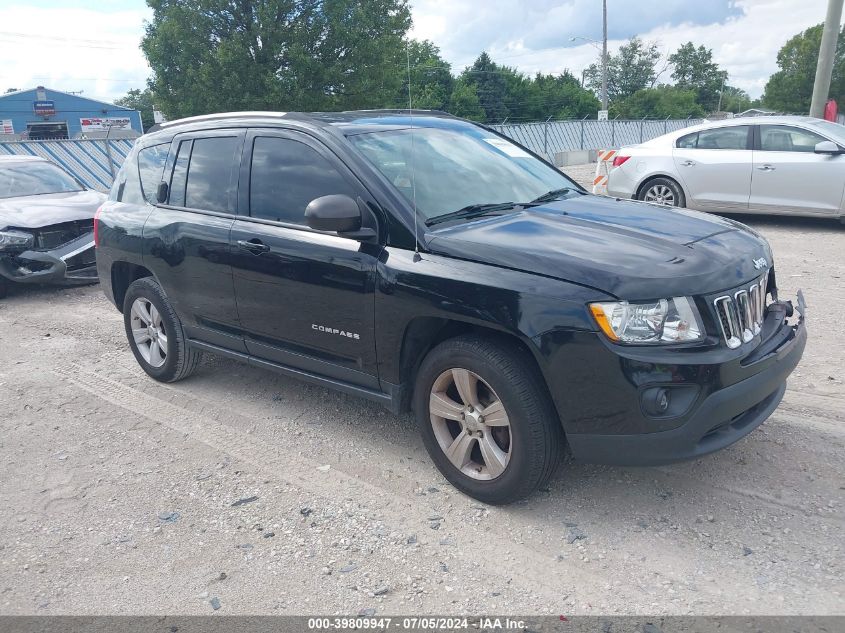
[529,187,579,204]
[425,202,519,226]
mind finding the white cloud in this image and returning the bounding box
[0,5,152,103]
[0,0,828,105]
[410,0,828,98]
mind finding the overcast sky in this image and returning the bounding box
[0,0,831,105]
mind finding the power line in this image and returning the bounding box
[0,31,134,50]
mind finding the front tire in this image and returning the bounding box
[638,177,686,207]
[414,336,562,504]
[123,277,202,382]
[0,278,7,299]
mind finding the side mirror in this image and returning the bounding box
[305,194,362,233]
[814,140,841,154]
[156,181,169,204]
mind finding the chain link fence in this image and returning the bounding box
[493,118,704,157]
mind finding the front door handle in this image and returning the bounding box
[681,160,695,167]
[756,164,776,171]
[237,239,270,254]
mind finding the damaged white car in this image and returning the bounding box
[0,155,105,298]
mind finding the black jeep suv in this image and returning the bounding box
[96,110,806,504]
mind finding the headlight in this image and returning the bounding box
[0,229,34,252]
[589,296,704,344]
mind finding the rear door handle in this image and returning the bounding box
[237,239,270,254]
[756,164,775,171]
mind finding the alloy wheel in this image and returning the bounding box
[130,298,168,368]
[644,184,675,206]
[429,368,512,480]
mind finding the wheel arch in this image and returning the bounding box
[635,173,688,204]
[111,261,155,313]
[395,316,554,417]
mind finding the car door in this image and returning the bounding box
[672,125,752,212]
[749,124,845,215]
[143,129,247,352]
[229,128,382,389]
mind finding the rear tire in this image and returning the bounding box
[638,177,686,208]
[413,335,562,504]
[123,277,202,382]
[0,278,7,299]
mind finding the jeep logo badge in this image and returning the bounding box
[752,257,767,270]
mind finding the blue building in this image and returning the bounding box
[0,86,143,140]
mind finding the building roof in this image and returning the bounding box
[0,86,134,111]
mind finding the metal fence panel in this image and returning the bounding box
[1,122,702,192]
[0,138,136,192]
[492,118,703,156]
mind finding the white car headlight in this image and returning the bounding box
[590,296,704,344]
[0,229,34,252]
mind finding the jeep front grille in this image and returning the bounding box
[714,276,767,349]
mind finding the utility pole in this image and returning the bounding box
[601,0,608,111]
[716,76,725,112]
[810,0,844,118]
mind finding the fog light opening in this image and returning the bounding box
[643,387,671,416]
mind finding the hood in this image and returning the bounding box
[0,190,107,229]
[427,195,772,299]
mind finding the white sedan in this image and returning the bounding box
[606,115,845,221]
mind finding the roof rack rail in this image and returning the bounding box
[160,111,288,128]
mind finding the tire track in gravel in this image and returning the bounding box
[49,358,804,612]
[55,356,845,603]
[50,360,653,611]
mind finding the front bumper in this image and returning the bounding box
[0,233,97,286]
[567,292,807,466]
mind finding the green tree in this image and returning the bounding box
[763,23,845,113]
[396,39,452,111]
[612,86,705,119]
[114,88,157,130]
[584,37,663,102]
[450,57,599,122]
[461,52,509,122]
[668,42,728,112]
[528,72,600,119]
[447,79,484,121]
[719,85,752,113]
[142,0,412,118]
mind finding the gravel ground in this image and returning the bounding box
[1,170,843,615]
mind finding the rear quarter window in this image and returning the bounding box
[137,143,169,204]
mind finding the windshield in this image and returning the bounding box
[0,161,83,199]
[348,124,579,220]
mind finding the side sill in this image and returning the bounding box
[187,339,401,413]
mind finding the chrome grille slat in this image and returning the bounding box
[734,290,753,343]
[713,275,767,348]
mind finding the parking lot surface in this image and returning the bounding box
[0,181,843,615]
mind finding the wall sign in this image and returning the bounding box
[80,117,132,132]
[0,119,14,134]
[33,100,55,116]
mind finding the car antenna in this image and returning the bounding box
[407,46,421,262]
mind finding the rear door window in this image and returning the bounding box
[677,126,750,150]
[167,135,240,212]
[693,126,750,150]
[185,137,240,212]
[676,132,698,149]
